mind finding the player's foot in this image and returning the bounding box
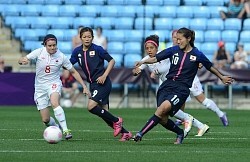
[184,115,193,133]
[174,132,184,144]
[133,132,142,142]
[63,129,72,140]
[220,113,229,126]
[195,124,209,137]
[113,117,123,137]
[119,132,132,142]
[175,119,183,126]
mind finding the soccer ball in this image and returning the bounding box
[43,126,62,144]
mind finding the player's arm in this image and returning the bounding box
[208,66,234,85]
[135,57,157,67]
[18,56,29,65]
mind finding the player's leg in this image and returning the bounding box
[174,104,193,134]
[40,108,58,127]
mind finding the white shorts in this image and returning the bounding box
[189,75,203,97]
[34,82,62,110]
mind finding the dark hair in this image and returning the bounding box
[42,34,57,45]
[80,27,94,38]
[96,26,103,33]
[144,34,159,47]
[177,28,195,47]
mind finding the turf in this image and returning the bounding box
[0,106,249,162]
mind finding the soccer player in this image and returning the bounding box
[171,30,229,127]
[70,27,132,141]
[132,34,208,137]
[18,34,90,140]
[133,28,234,144]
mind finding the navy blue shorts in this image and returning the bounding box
[157,80,190,117]
[90,77,111,106]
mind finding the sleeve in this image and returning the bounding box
[98,46,113,62]
[62,54,73,70]
[198,52,213,70]
[70,48,78,65]
[155,47,173,62]
[26,48,43,60]
[139,56,149,70]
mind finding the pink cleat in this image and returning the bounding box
[113,117,123,137]
[119,132,132,142]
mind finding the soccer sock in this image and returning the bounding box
[53,106,68,132]
[101,118,128,133]
[202,98,224,117]
[139,114,160,136]
[161,119,183,135]
[89,106,119,123]
[44,116,58,127]
[192,118,204,129]
[174,110,192,121]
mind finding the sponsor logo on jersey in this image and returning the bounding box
[89,51,95,57]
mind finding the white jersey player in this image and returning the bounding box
[18,34,90,140]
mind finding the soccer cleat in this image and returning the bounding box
[220,113,229,126]
[175,119,183,126]
[63,129,72,140]
[184,115,193,134]
[133,132,142,142]
[119,132,133,142]
[195,124,210,137]
[174,133,184,144]
[113,117,123,137]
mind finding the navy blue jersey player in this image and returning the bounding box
[70,27,132,141]
[133,27,234,144]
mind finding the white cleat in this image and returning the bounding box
[195,124,210,137]
[184,115,193,134]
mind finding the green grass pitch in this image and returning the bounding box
[0,106,250,162]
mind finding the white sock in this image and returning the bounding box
[202,98,224,117]
[174,109,191,121]
[44,116,59,127]
[192,118,204,129]
[54,106,68,131]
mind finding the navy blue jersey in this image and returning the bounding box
[156,45,213,88]
[70,43,113,83]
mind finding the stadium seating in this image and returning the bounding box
[107,0,125,5]
[2,5,22,16]
[239,31,250,42]
[47,29,65,41]
[59,5,78,17]
[145,30,169,42]
[206,18,224,30]
[15,29,47,41]
[23,40,42,51]
[134,17,153,30]
[101,5,119,17]
[193,30,204,43]
[50,17,74,29]
[73,17,94,29]
[193,6,210,18]
[21,5,42,16]
[225,42,236,55]
[189,18,207,30]
[105,30,125,42]
[172,18,190,29]
[158,6,177,18]
[209,6,227,18]
[44,0,63,5]
[27,0,45,4]
[117,5,136,17]
[57,41,72,54]
[30,17,50,29]
[200,42,218,56]
[154,18,173,30]
[64,0,84,5]
[107,42,124,54]
[5,16,30,29]
[111,54,124,67]
[176,6,193,18]
[63,29,77,41]
[204,0,224,6]
[79,5,101,17]
[124,42,142,54]
[41,5,59,16]
[124,54,142,68]
[243,18,250,30]
[184,0,203,6]
[124,0,141,5]
[224,18,242,30]
[94,17,115,29]
[146,0,163,5]
[163,0,180,6]
[221,30,239,43]
[124,30,143,42]
[86,0,105,5]
[114,17,134,29]
[204,30,221,42]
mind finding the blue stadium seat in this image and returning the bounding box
[134,18,153,30]
[94,17,115,29]
[154,18,173,30]
[145,30,169,42]
[2,5,22,16]
[50,17,73,29]
[209,6,227,18]
[243,43,250,51]
[64,0,83,5]
[189,18,207,30]
[5,16,30,29]
[0,0,11,3]
[106,30,125,42]
[193,6,210,18]
[63,29,77,41]
[27,0,45,4]
[73,17,94,29]
[41,5,59,16]
[194,42,201,49]
[204,30,221,42]
[30,17,50,29]
[86,0,105,5]
[107,0,125,5]
[225,42,236,55]
[206,18,224,30]
[11,0,27,4]
[194,30,204,43]
[146,0,163,5]
[176,6,193,18]
[23,41,42,51]
[172,18,190,30]
[107,42,124,54]
[111,54,124,67]
[47,29,65,41]
[200,42,218,56]
[59,5,78,17]
[184,0,203,6]
[124,42,142,54]
[79,5,100,17]
[57,41,72,54]
[224,18,242,30]
[243,18,250,30]
[124,54,142,68]
[124,0,141,5]
[21,5,42,16]
[15,29,47,41]
[221,30,239,43]
[158,6,176,18]
[101,6,119,17]
[204,0,224,6]
[144,6,159,18]
[44,0,63,5]
[114,17,133,29]
[163,0,180,6]
[117,5,136,17]
[239,30,250,42]
[124,30,143,42]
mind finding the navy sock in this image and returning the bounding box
[161,119,183,135]
[139,115,160,136]
[89,106,119,123]
[101,118,128,133]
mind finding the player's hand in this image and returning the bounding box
[135,61,142,68]
[96,75,106,84]
[132,67,141,76]
[18,57,29,65]
[198,63,203,69]
[83,87,91,98]
[221,76,234,85]
[150,72,156,79]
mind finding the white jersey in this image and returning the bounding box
[27,47,73,88]
[139,55,170,82]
